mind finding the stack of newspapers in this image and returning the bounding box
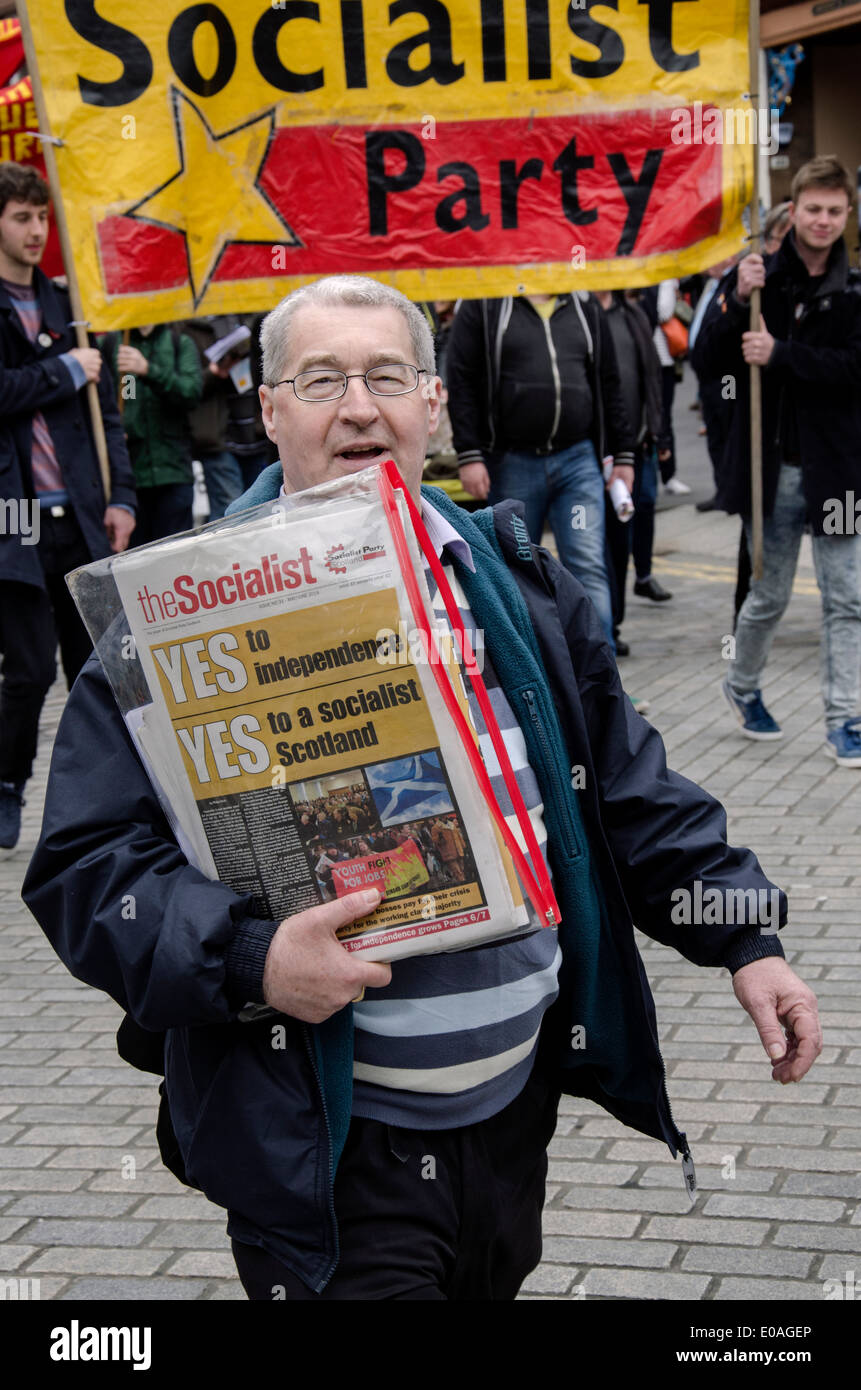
[69,467,534,962]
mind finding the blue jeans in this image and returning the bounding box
[200,450,244,520]
[729,464,861,729]
[489,441,613,643]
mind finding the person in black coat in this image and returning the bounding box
[0,162,136,846]
[694,156,861,765]
[446,292,636,647]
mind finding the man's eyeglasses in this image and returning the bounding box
[272,363,432,402]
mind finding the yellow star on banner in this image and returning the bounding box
[129,88,300,308]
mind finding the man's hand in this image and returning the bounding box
[736,253,766,304]
[458,461,491,500]
[742,317,776,367]
[103,505,135,553]
[262,888,392,1023]
[606,464,634,494]
[116,344,149,376]
[732,957,822,1083]
[67,347,101,383]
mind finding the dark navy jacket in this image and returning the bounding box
[23,470,786,1292]
[0,269,136,588]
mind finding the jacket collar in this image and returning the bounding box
[0,266,67,340]
[774,228,848,299]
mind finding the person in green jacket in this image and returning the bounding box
[105,323,202,545]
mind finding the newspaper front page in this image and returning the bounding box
[98,474,530,961]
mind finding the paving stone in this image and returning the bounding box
[746,1147,861,1172]
[205,1282,246,1300]
[86,1170,189,1195]
[145,1221,231,1250]
[0,1169,86,1192]
[713,1277,823,1300]
[520,1264,581,1295]
[17,1125,145,1147]
[164,1252,238,1278]
[542,1210,641,1238]
[27,1247,167,1276]
[703,1193,846,1222]
[132,1195,224,1221]
[541,1236,676,1268]
[772,1224,861,1252]
[4,1193,142,1218]
[581,1268,710,1300]
[680,1246,813,1277]
[22,1218,157,1247]
[641,1215,769,1245]
[780,1173,861,1198]
[57,1276,207,1300]
[46,1147,157,1169]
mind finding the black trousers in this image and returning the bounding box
[232,1062,561,1301]
[0,511,93,785]
[132,483,193,547]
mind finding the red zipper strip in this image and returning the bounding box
[378,460,559,927]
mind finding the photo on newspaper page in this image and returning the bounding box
[68,468,533,963]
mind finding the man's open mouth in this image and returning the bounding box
[337,445,387,462]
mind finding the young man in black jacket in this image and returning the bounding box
[0,162,136,848]
[694,157,861,766]
[446,292,636,647]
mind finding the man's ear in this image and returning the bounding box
[259,385,278,444]
[424,374,442,432]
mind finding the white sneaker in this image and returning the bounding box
[664,478,691,495]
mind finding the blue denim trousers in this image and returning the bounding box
[730,464,861,729]
[199,450,244,520]
[489,440,613,643]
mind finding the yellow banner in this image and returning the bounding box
[24,1,754,327]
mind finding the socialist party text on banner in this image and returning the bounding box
[24,1,753,327]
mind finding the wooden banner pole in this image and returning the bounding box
[15,2,112,503]
[749,0,764,582]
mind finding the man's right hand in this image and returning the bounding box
[262,888,392,1023]
[67,347,102,383]
[459,461,491,500]
[735,254,766,304]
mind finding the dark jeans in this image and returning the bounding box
[231,1060,561,1301]
[132,483,193,546]
[606,444,658,630]
[0,510,93,784]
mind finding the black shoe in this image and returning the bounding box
[614,638,630,657]
[633,577,673,602]
[696,496,722,512]
[0,781,25,849]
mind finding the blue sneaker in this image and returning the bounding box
[0,781,25,849]
[721,680,782,740]
[825,720,861,768]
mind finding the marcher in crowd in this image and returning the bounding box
[184,315,271,519]
[102,322,202,545]
[0,162,135,848]
[446,291,636,646]
[695,156,861,767]
[594,287,669,655]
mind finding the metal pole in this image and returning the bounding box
[16,2,112,502]
[749,1,764,582]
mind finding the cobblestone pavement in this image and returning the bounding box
[1,375,858,1302]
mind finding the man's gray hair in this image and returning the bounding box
[260,275,436,385]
